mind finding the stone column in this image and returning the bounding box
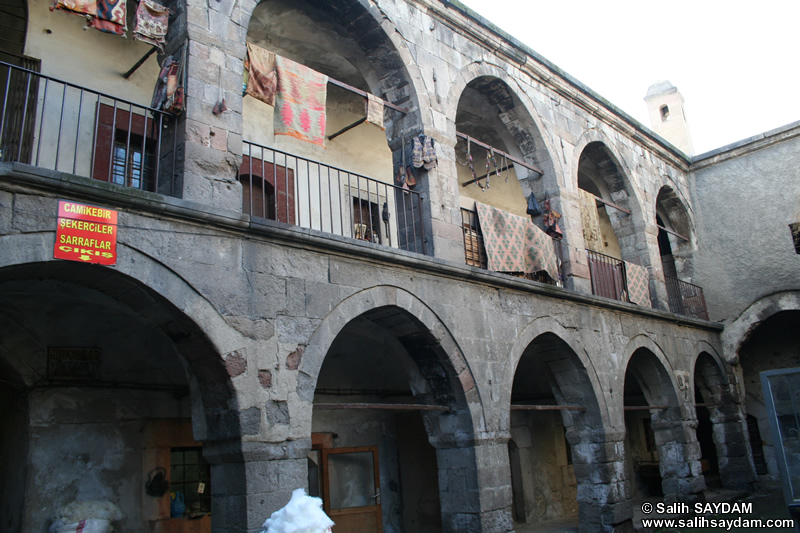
[651,417,706,504]
[569,428,634,532]
[709,389,758,490]
[556,188,594,294]
[435,438,513,533]
[203,439,312,533]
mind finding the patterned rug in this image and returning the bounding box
[90,0,127,35]
[475,202,558,280]
[274,55,328,147]
[625,261,651,307]
[133,0,169,50]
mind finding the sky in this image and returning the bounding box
[457,0,800,154]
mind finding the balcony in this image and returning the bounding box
[460,207,562,285]
[665,274,709,320]
[0,59,178,195]
[241,141,426,254]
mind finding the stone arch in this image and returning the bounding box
[721,290,800,364]
[655,183,698,292]
[446,62,561,193]
[622,341,705,503]
[729,293,800,480]
[573,132,649,268]
[0,244,251,530]
[504,318,631,530]
[299,285,484,437]
[298,285,489,531]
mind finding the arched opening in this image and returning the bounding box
[454,75,560,283]
[243,0,424,251]
[739,310,800,478]
[0,262,235,532]
[693,353,726,488]
[311,306,477,533]
[510,333,617,530]
[624,348,702,501]
[655,186,705,317]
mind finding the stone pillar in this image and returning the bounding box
[204,439,312,533]
[178,0,247,212]
[569,429,634,532]
[710,392,758,490]
[651,417,706,504]
[556,188,594,294]
[644,222,671,312]
[436,438,513,533]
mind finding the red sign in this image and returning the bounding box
[54,200,118,265]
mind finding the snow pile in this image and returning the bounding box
[261,489,334,533]
[49,500,123,533]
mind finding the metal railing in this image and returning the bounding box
[460,208,562,285]
[665,275,709,320]
[0,60,178,196]
[242,141,426,255]
[586,249,628,301]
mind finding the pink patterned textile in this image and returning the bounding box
[134,0,169,50]
[624,261,651,307]
[475,202,559,280]
[274,55,328,147]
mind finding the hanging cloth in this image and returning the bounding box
[624,261,651,307]
[475,202,559,280]
[133,0,169,51]
[151,46,186,114]
[412,136,424,168]
[245,43,278,107]
[365,93,385,130]
[273,55,328,147]
[89,0,127,35]
[578,189,603,251]
[51,0,96,18]
[422,136,437,169]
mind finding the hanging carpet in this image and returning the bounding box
[624,261,651,307]
[133,0,169,50]
[274,55,328,147]
[475,202,559,280]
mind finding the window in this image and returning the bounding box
[239,155,296,224]
[111,130,154,189]
[352,197,381,243]
[660,104,670,121]
[170,446,211,515]
[93,103,158,191]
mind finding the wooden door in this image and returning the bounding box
[322,446,382,533]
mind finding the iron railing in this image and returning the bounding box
[242,141,426,254]
[460,208,562,285]
[665,274,709,320]
[0,60,178,196]
[586,249,628,301]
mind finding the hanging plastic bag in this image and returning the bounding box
[526,192,541,216]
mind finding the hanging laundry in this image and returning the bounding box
[133,0,169,51]
[151,47,185,114]
[624,261,651,307]
[89,0,127,35]
[51,0,96,18]
[246,43,278,107]
[365,93,385,130]
[412,136,424,168]
[578,189,603,251]
[274,55,328,147]
[475,202,559,280]
[422,135,437,169]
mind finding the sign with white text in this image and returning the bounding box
[54,200,118,265]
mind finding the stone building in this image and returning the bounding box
[0,0,797,532]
